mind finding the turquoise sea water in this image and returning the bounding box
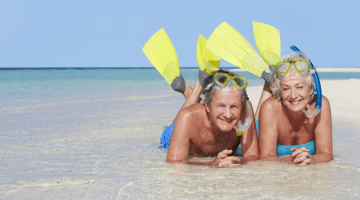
[1,68,360,199]
[2,68,360,107]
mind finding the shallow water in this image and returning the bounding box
[1,69,359,199]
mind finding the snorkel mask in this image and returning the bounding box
[205,72,252,136]
[289,46,322,118]
[276,60,310,76]
[205,72,248,91]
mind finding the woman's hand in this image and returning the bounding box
[291,147,311,165]
[212,149,241,168]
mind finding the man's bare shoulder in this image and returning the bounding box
[178,103,206,121]
[173,103,207,138]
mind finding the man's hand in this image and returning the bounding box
[212,149,241,168]
[291,147,311,166]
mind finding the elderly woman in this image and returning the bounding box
[258,52,333,165]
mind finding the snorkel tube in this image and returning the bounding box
[234,101,253,136]
[290,45,322,118]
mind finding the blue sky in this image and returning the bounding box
[0,0,359,68]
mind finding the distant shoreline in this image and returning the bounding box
[0,67,202,70]
[231,67,360,72]
[1,67,360,71]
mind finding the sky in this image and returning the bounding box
[0,0,359,68]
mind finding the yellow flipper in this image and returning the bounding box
[206,22,268,78]
[142,28,181,85]
[253,21,281,66]
[196,34,221,75]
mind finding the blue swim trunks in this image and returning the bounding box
[159,120,316,155]
[159,122,175,149]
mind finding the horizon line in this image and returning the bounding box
[1,66,359,70]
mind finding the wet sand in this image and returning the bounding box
[0,78,359,199]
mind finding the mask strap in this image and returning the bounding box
[204,82,214,91]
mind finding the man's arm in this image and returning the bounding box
[166,109,192,163]
[239,101,260,164]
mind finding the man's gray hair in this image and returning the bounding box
[201,69,249,106]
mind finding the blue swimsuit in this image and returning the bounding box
[159,120,316,156]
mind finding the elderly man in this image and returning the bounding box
[160,69,259,167]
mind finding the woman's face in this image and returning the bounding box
[280,72,312,113]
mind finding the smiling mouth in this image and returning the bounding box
[290,100,302,105]
[220,119,234,123]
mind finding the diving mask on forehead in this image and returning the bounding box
[205,72,248,91]
[276,60,310,75]
[290,45,322,118]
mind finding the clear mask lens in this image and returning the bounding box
[276,60,310,74]
[295,61,310,72]
[214,73,247,89]
[233,77,246,88]
[277,63,290,73]
[216,74,229,85]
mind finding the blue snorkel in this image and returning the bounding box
[290,45,322,118]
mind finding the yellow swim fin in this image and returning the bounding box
[142,28,185,93]
[253,21,281,66]
[196,34,221,85]
[206,21,268,78]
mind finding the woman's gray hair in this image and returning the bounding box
[270,52,315,101]
[201,69,249,106]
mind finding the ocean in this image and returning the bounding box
[0,68,359,199]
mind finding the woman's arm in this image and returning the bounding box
[310,96,333,163]
[290,96,333,165]
[259,99,296,163]
[255,82,273,121]
[260,96,333,165]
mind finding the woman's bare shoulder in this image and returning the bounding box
[321,95,330,107]
[260,97,280,112]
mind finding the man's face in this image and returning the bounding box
[206,87,243,133]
